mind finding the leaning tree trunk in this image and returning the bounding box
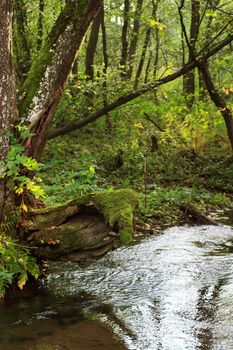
[0,0,18,225]
[198,62,233,151]
[18,0,103,161]
[198,0,220,100]
[134,27,151,90]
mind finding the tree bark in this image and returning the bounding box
[134,27,151,89]
[100,6,111,131]
[85,6,102,81]
[183,0,200,106]
[144,50,152,84]
[198,0,221,99]
[152,0,160,80]
[133,0,160,88]
[14,0,31,83]
[0,0,18,222]
[120,0,130,78]
[37,0,45,52]
[126,0,144,80]
[198,62,233,151]
[19,0,103,161]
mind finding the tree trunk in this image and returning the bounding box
[198,0,221,100]
[0,0,18,223]
[14,0,31,83]
[126,0,144,80]
[152,0,160,80]
[133,0,159,89]
[85,6,102,81]
[37,0,45,52]
[18,0,103,161]
[120,0,130,78]
[198,62,233,151]
[144,50,152,84]
[134,27,151,89]
[183,0,200,106]
[100,6,111,131]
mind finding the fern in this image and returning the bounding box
[0,235,40,298]
[0,209,20,234]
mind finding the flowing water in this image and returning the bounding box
[1,225,233,350]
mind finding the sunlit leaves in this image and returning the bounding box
[148,19,166,31]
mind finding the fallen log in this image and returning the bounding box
[180,203,219,226]
[24,189,139,260]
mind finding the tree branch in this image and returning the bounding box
[48,32,233,139]
[143,112,165,132]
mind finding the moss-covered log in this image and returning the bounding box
[25,189,139,260]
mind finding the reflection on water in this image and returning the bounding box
[0,295,125,350]
[1,225,233,350]
[47,225,233,350]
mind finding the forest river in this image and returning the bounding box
[1,225,233,350]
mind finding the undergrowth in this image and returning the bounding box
[40,131,233,224]
[0,235,40,298]
[138,186,232,225]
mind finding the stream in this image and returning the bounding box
[1,225,233,349]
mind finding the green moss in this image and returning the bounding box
[29,189,139,247]
[119,229,133,245]
[19,0,90,118]
[63,231,81,250]
[30,194,89,216]
[91,189,139,244]
[19,43,54,117]
[40,188,140,245]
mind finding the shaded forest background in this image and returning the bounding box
[31,0,233,213]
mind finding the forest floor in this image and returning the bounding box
[40,130,233,240]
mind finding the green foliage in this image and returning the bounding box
[0,235,40,298]
[41,146,100,203]
[0,209,20,235]
[11,0,233,245]
[0,127,44,199]
[139,187,232,224]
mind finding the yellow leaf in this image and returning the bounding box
[89,165,95,174]
[17,272,28,290]
[21,203,28,212]
[15,186,24,194]
[149,19,166,31]
[135,122,144,129]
